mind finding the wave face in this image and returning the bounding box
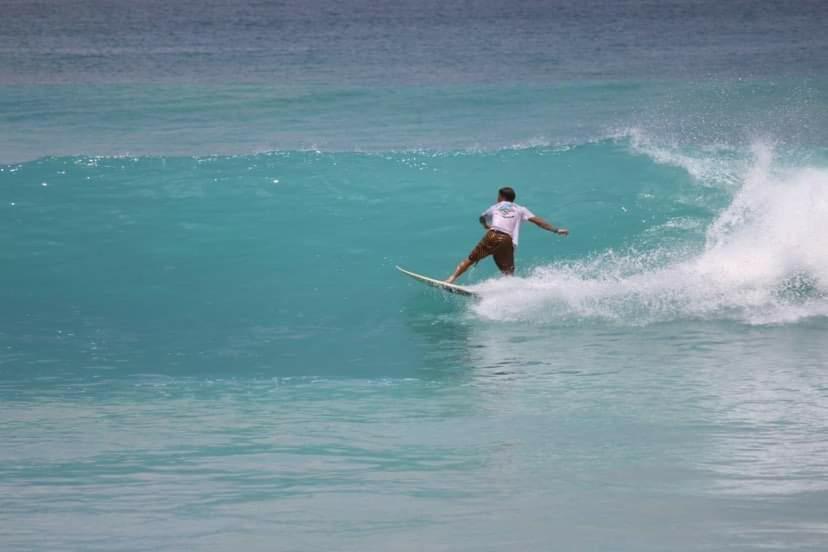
[3,134,828,378]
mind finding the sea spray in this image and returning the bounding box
[473,142,828,325]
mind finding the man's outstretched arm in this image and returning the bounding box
[529,216,568,235]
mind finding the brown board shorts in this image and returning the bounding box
[468,229,515,273]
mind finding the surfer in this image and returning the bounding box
[446,187,568,283]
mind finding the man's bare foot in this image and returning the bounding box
[446,276,456,284]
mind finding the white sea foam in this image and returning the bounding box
[472,141,828,325]
[620,127,746,188]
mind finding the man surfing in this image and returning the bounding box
[446,186,568,283]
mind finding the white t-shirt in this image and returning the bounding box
[482,201,535,246]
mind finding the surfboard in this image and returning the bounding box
[396,266,477,297]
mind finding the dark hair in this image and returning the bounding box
[498,186,516,202]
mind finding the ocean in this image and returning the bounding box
[2,1,828,550]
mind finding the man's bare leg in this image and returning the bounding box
[446,258,473,284]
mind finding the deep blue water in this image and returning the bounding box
[2,1,828,550]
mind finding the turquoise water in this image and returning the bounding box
[3,1,828,550]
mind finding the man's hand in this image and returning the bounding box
[529,216,568,236]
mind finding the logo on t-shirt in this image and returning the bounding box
[497,204,516,218]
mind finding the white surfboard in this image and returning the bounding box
[396,266,477,297]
